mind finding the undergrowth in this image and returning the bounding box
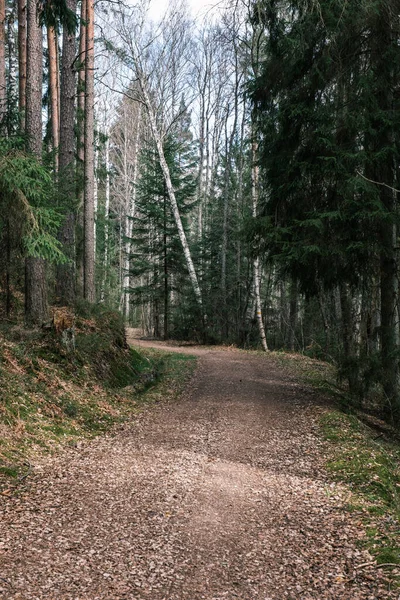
[0,309,196,489]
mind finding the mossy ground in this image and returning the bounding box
[0,313,196,490]
[272,350,400,580]
[320,411,400,571]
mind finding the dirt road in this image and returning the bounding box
[0,340,394,599]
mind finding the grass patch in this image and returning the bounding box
[321,410,400,573]
[268,349,400,578]
[0,313,196,491]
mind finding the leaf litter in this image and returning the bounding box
[0,339,397,599]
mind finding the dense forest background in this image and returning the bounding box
[1,0,400,419]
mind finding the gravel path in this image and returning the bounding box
[0,339,395,599]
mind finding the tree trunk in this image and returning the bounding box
[251,132,268,352]
[163,186,168,340]
[371,2,399,414]
[83,0,95,302]
[100,136,110,303]
[56,0,77,306]
[47,24,59,170]
[25,257,48,325]
[124,105,141,320]
[339,282,359,396]
[18,0,26,128]
[75,0,86,297]
[0,0,6,131]
[288,279,298,351]
[25,0,48,325]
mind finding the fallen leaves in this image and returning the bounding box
[0,346,397,599]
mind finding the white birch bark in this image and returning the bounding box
[93,142,99,259]
[123,104,142,320]
[100,136,110,302]
[252,136,268,352]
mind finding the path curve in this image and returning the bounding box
[0,338,394,599]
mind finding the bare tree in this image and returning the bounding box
[109,3,204,313]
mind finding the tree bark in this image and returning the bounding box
[83,0,95,302]
[47,24,59,169]
[25,0,48,325]
[56,0,77,306]
[75,0,86,297]
[163,185,168,340]
[288,279,298,351]
[251,132,268,352]
[18,0,27,128]
[123,104,141,320]
[0,0,6,130]
[100,136,110,303]
[371,1,399,413]
[339,282,359,396]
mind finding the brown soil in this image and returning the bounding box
[0,337,395,599]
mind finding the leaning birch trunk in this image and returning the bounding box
[252,137,268,352]
[139,75,203,313]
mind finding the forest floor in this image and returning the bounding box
[0,334,398,599]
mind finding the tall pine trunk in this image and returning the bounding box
[75,0,86,297]
[0,0,6,130]
[18,0,26,128]
[25,0,48,325]
[47,24,59,169]
[371,1,399,414]
[83,0,95,302]
[56,0,77,305]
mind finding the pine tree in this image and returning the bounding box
[251,0,400,410]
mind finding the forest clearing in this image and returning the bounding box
[0,334,398,599]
